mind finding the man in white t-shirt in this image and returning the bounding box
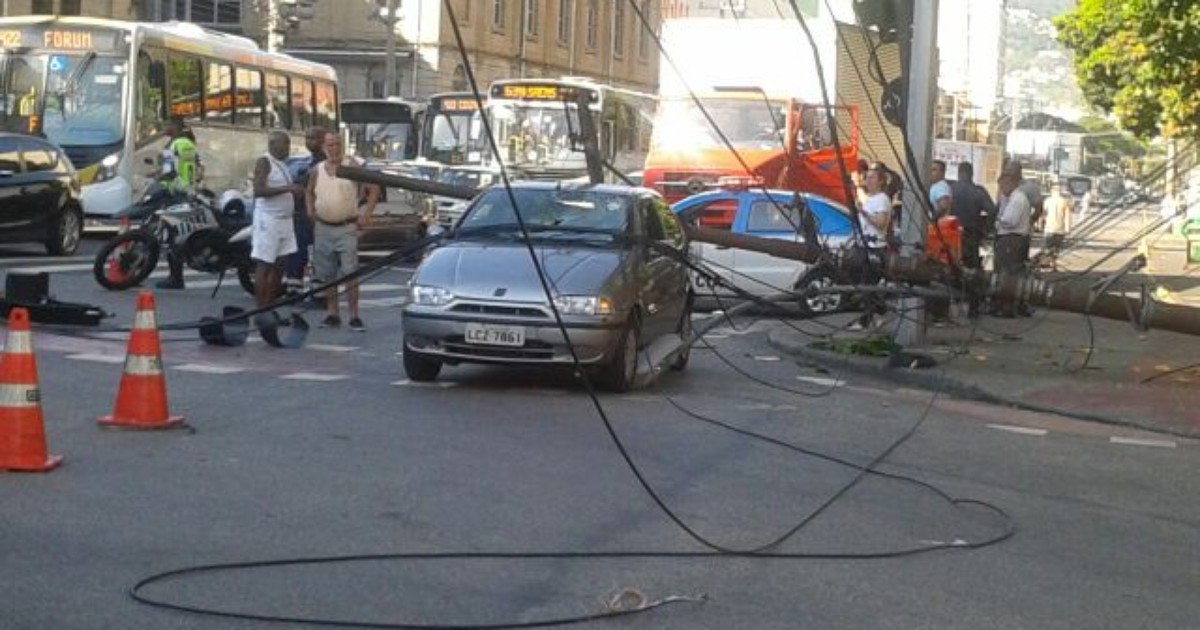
[849,164,893,331]
[251,131,305,308]
[994,171,1032,317]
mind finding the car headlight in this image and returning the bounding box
[552,295,614,316]
[94,153,120,183]
[411,284,455,306]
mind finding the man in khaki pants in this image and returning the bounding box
[305,133,379,330]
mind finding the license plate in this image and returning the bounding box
[464,323,525,347]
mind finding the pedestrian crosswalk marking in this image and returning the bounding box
[1109,436,1176,448]
[391,379,457,388]
[11,263,94,274]
[173,363,245,374]
[795,376,845,388]
[306,343,359,353]
[281,372,350,382]
[65,353,125,364]
[986,424,1049,436]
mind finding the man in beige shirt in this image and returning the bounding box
[305,133,379,330]
[1042,181,1074,268]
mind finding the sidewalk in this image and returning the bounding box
[767,308,1200,437]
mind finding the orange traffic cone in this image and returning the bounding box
[0,308,63,472]
[98,291,184,430]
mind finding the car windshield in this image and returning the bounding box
[651,96,785,152]
[458,188,632,238]
[0,52,126,146]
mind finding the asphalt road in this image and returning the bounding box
[0,235,1197,629]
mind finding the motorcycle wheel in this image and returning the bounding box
[93,230,160,290]
[237,264,256,297]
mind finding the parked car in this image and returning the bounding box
[671,187,856,313]
[0,133,84,255]
[402,181,694,391]
[431,165,499,228]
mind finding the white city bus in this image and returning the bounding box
[341,97,423,164]
[485,77,654,181]
[0,16,338,221]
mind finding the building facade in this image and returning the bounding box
[1,0,660,100]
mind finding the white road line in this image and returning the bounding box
[65,353,125,364]
[173,363,246,374]
[0,255,91,264]
[281,372,350,382]
[1109,436,1177,448]
[9,263,95,274]
[795,375,845,388]
[360,283,406,292]
[751,355,782,362]
[986,424,1049,436]
[391,379,457,388]
[306,343,359,353]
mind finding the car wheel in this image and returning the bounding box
[669,291,694,371]
[403,338,442,382]
[597,313,641,392]
[796,268,844,315]
[45,205,83,256]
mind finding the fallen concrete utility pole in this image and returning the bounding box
[334,165,477,200]
[886,255,1200,337]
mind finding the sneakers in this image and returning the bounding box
[320,314,341,328]
[348,317,365,332]
[155,276,185,290]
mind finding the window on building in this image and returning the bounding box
[235,67,263,128]
[206,61,234,125]
[492,0,506,31]
[171,0,242,25]
[557,0,571,44]
[585,0,598,50]
[60,0,81,15]
[167,55,203,124]
[638,1,652,59]
[524,0,539,40]
[613,0,625,58]
[31,0,52,14]
[291,78,314,131]
[265,73,290,130]
[451,65,468,91]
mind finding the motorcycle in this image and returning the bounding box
[92,182,256,296]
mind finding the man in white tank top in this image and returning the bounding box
[305,132,379,330]
[251,131,304,308]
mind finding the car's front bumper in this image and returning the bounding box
[402,307,624,366]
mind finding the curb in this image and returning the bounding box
[766,327,1199,439]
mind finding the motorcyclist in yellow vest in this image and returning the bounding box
[155,117,198,289]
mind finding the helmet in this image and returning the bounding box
[218,190,249,223]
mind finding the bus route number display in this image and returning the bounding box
[43,30,95,50]
[492,83,597,104]
[440,97,478,112]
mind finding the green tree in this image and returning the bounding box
[1078,115,1147,175]
[1055,0,1200,139]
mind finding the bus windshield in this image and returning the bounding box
[651,96,784,152]
[423,108,483,165]
[341,100,417,162]
[490,103,580,169]
[0,51,127,147]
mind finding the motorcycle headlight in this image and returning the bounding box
[93,153,120,183]
[411,284,455,307]
[552,295,614,316]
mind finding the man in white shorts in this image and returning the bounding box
[251,131,305,308]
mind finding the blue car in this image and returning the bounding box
[672,188,856,313]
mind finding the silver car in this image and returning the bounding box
[402,182,693,391]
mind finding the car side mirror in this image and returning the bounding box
[426,224,447,238]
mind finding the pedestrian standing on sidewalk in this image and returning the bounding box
[849,163,893,331]
[305,132,380,331]
[994,170,1032,318]
[1041,181,1074,269]
[928,160,953,218]
[950,162,995,317]
[284,126,327,295]
[250,131,305,308]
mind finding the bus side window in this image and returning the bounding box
[315,81,337,132]
[265,73,290,130]
[136,49,166,143]
[206,61,234,125]
[167,55,203,126]
[291,78,313,131]
[235,67,264,129]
